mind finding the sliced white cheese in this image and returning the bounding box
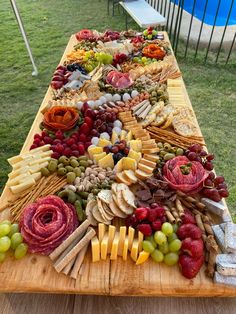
[31,172,42,181]
[29,162,49,174]
[6,173,30,186]
[10,177,36,194]
[8,166,30,179]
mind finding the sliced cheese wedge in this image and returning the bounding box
[91,236,100,262]
[136,251,150,265]
[128,226,135,251]
[138,231,144,252]
[98,223,106,243]
[118,226,127,256]
[101,233,109,260]
[138,163,155,174]
[110,232,120,260]
[107,225,116,254]
[7,173,30,186]
[130,239,139,262]
[122,236,129,261]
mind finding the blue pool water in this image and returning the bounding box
[172,0,236,26]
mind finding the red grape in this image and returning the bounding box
[218,189,229,198]
[202,188,221,202]
[204,161,214,171]
[33,138,41,146]
[70,144,78,151]
[189,144,202,153]
[199,150,207,157]
[34,134,42,140]
[111,146,119,154]
[53,139,62,145]
[214,176,225,185]
[204,178,214,187]
[217,182,227,190]
[103,146,111,154]
[55,144,64,154]
[78,133,87,143]
[78,144,85,155]
[80,123,91,135]
[51,152,60,159]
[55,130,64,140]
[30,144,37,150]
[66,138,76,146]
[41,130,48,138]
[71,150,80,157]
[123,147,130,155]
[206,153,214,161]
[64,147,72,157]
[44,136,53,144]
[208,171,215,180]
[188,152,197,161]
[85,141,92,150]
[91,129,99,136]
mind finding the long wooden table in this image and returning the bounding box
[0,32,235,296]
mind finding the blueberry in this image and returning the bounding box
[116,152,123,161]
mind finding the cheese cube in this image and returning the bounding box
[138,231,144,252]
[126,130,133,141]
[110,232,120,260]
[107,225,116,254]
[128,226,135,251]
[98,223,106,243]
[128,149,141,163]
[101,233,109,260]
[130,239,139,262]
[88,146,103,159]
[122,236,129,261]
[129,140,142,152]
[119,130,127,141]
[97,138,112,148]
[98,153,114,169]
[122,157,137,172]
[136,251,150,265]
[93,152,106,163]
[111,132,119,144]
[118,226,127,256]
[91,236,100,262]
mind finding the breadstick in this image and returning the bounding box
[54,227,96,273]
[49,219,90,260]
[70,242,89,279]
[62,256,76,275]
[175,199,184,217]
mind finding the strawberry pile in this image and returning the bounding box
[177,210,204,279]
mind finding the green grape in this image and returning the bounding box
[154,231,167,245]
[147,34,153,39]
[151,249,164,263]
[145,235,157,249]
[159,242,169,254]
[0,236,11,252]
[14,243,28,259]
[143,29,148,36]
[142,240,155,253]
[83,56,89,61]
[0,220,11,226]
[172,224,178,233]
[161,222,173,236]
[167,233,178,243]
[152,30,158,35]
[8,223,19,238]
[141,57,148,63]
[85,51,91,58]
[0,224,11,237]
[11,232,23,250]
[133,57,139,63]
[169,239,182,252]
[163,252,179,266]
[0,252,6,262]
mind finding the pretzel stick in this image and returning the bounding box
[54,227,96,273]
[62,256,76,275]
[70,242,89,279]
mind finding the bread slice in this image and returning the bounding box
[116,172,132,186]
[138,163,154,174]
[144,154,160,162]
[142,147,160,154]
[141,139,156,145]
[139,135,151,141]
[139,158,156,168]
[123,170,138,184]
[142,143,158,149]
[135,169,152,180]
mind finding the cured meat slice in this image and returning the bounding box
[20,195,78,255]
[106,70,133,89]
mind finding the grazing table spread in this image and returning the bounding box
[0,28,236,296]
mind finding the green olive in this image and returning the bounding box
[176,148,184,156]
[78,191,89,199]
[41,167,50,176]
[65,166,74,172]
[70,159,79,168]
[59,155,67,163]
[164,143,171,151]
[62,157,70,166]
[79,160,89,168]
[66,172,76,184]
[78,155,88,161]
[91,189,99,195]
[157,142,163,148]
[73,167,82,177]
[48,160,58,172]
[79,166,85,172]
[164,153,176,161]
[57,167,67,176]
[57,163,64,169]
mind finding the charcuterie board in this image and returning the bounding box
[0,31,235,296]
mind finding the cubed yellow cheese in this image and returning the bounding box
[98,223,106,243]
[7,173,30,186]
[93,152,106,163]
[98,153,114,169]
[126,130,133,141]
[114,159,123,173]
[128,149,141,163]
[91,236,100,262]
[10,177,36,194]
[138,231,144,252]
[107,225,116,254]
[111,132,119,144]
[122,157,137,171]
[136,251,150,265]
[8,166,30,179]
[97,138,112,148]
[119,130,127,141]
[129,140,142,152]
[88,146,103,159]
[101,233,109,260]
[122,236,129,261]
[110,232,120,260]
[118,226,127,256]
[130,239,139,262]
[128,226,135,251]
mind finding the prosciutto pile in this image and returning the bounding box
[106,70,133,89]
[163,156,208,194]
[20,195,78,255]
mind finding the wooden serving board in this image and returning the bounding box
[0,33,235,296]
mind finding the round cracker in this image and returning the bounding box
[110,198,127,218]
[97,198,113,222]
[97,189,112,205]
[92,204,110,224]
[121,189,136,208]
[160,112,174,129]
[116,190,134,215]
[172,118,198,137]
[151,113,167,126]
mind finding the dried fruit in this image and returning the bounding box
[179,254,204,279]
[181,238,204,258]
[177,224,202,240]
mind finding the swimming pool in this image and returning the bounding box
[172,0,236,26]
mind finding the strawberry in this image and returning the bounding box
[125,214,138,228]
[179,254,204,279]
[138,224,152,236]
[77,143,85,155]
[79,123,91,135]
[182,209,196,224]
[135,207,149,221]
[181,238,204,258]
[177,224,202,240]
[151,219,162,231]
[84,116,94,129]
[149,204,165,218]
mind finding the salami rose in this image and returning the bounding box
[163,156,208,194]
[20,195,78,255]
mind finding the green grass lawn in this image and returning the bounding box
[0,0,235,220]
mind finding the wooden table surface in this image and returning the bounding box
[1,294,236,314]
